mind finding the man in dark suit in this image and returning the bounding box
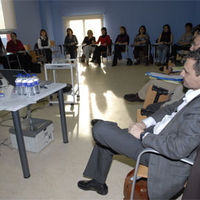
[78,49,200,199]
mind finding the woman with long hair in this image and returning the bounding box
[64,28,78,59]
[156,24,173,66]
[91,27,112,67]
[38,29,52,63]
[112,26,129,66]
[133,25,150,65]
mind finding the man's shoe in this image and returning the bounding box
[91,119,103,126]
[78,179,108,195]
[124,93,144,102]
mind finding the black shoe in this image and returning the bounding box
[124,93,144,102]
[112,63,117,67]
[78,179,108,195]
[91,119,103,126]
[90,59,95,63]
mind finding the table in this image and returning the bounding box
[0,83,68,178]
[44,59,80,105]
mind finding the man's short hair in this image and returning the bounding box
[192,24,200,35]
[187,49,200,76]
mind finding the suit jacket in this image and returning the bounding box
[142,95,200,199]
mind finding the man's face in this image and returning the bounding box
[181,58,200,89]
[190,35,200,51]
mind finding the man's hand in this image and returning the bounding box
[128,122,146,139]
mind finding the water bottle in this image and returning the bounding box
[32,74,40,94]
[15,74,22,95]
[26,74,35,97]
[21,75,28,96]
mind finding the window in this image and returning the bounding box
[64,15,103,44]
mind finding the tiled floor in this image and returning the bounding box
[0,61,159,200]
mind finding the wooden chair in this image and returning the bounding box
[129,148,194,200]
[136,85,169,122]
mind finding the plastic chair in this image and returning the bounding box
[130,148,194,200]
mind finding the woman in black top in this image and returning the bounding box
[112,26,129,66]
[82,30,96,65]
[64,28,78,59]
[133,25,150,65]
[156,24,173,65]
[38,29,52,63]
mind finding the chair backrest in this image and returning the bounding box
[24,44,31,51]
[50,40,55,47]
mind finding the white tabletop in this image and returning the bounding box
[0,83,66,112]
[44,58,77,70]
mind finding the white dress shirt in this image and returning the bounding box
[143,89,200,136]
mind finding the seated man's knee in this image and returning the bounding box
[92,121,117,142]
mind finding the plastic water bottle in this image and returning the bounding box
[32,74,40,94]
[21,75,28,96]
[15,74,22,95]
[26,74,35,97]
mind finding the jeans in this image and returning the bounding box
[156,44,169,64]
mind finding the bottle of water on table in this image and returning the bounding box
[15,74,22,95]
[32,74,40,94]
[26,74,35,97]
[21,75,28,96]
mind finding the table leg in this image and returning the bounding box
[58,89,68,143]
[12,111,30,178]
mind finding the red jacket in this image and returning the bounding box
[96,35,112,46]
[6,39,25,53]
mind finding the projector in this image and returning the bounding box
[9,118,54,153]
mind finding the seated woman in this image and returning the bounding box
[6,32,26,54]
[171,23,193,60]
[91,27,112,67]
[37,29,52,63]
[82,30,96,66]
[6,32,41,73]
[64,28,78,59]
[156,24,173,66]
[133,25,150,65]
[112,26,129,66]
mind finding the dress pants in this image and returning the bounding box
[112,44,125,65]
[83,121,149,184]
[65,46,77,59]
[92,46,107,65]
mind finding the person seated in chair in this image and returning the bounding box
[171,23,193,61]
[6,32,26,54]
[6,32,41,73]
[91,27,112,67]
[64,28,78,59]
[78,49,200,199]
[132,25,150,65]
[112,26,129,67]
[156,24,173,66]
[81,30,96,66]
[6,32,32,69]
[37,29,52,63]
